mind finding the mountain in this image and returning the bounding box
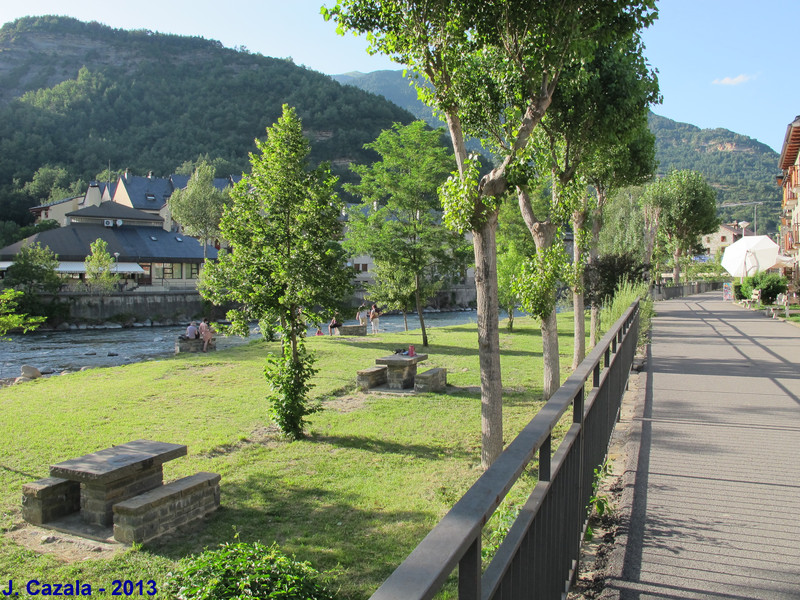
[336,70,783,234]
[0,16,416,224]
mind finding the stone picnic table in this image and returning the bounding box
[48,439,187,527]
[375,353,428,390]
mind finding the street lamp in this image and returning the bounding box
[738,221,750,239]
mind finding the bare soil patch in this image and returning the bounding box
[7,525,124,564]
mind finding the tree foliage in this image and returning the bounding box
[84,238,118,294]
[2,242,61,317]
[344,121,468,346]
[0,288,45,337]
[325,0,658,469]
[642,170,719,284]
[200,105,352,439]
[168,161,230,259]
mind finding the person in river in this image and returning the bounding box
[199,318,214,352]
[186,321,199,339]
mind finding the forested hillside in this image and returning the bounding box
[0,16,415,224]
[648,114,781,232]
[339,71,783,234]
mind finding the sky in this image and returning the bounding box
[0,0,798,154]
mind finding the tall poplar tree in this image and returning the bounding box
[200,105,352,439]
[326,0,658,467]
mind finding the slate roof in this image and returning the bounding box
[66,202,164,224]
[118,175,174,210]
[170,174,234,192]
[0,224,216,263]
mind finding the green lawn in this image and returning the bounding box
[0,314,584,599]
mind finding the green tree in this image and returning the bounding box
[582,118,657,348]
[326,0,657,468]
[0,289,45,337]
[84,238,118,294]
[200,105,352,440]
[364,261,417,331]
[2,242,61,317]
[344,121,467,347]
[20,165,85,205]
[537,37,659,369]
[168,161,230,260]
[643,170,719,284]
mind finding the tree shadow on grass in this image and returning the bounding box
[305,432,474,462]
[147,476,433,598]
[333,338,540,359]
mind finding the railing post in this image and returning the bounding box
[593,363,601,388]
[573,388,584,424]
[540,434,551,482]
[458,538,480,600]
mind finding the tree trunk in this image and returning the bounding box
[590,305,600,348]
[588,191,605,349]
[518,188,560,400]
[672,246,682,285]
[541,307,559,399]
[415,273,428,346]
[402,309,408,331]
[474,213,503,469]
[507,306,514,332]
[572,209,587,370]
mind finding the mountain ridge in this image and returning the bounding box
[334,70,782,233]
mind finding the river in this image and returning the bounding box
[1,309,492,377]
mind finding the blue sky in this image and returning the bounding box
[1,0,798,153]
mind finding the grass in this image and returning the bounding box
[0,313,587,599]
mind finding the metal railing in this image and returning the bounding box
[370,301,641,600]
[650,280,723,301]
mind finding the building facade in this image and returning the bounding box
[778,116,800,288]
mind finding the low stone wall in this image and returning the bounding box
[22,477,81,525]
[340,324,367,336]
[414,368,447,393]
[357,365,387,391]
[175,337,217,353]
[113,472,221,544]
[42,291,207,322]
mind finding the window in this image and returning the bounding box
[188,264,199,279]
[152,263,183,279]
[720,236,727,242]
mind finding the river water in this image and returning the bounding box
[1,310,489,377]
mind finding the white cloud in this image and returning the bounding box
[712,74,755,86]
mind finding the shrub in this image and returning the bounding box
[741,272,788,304]
[162,541,336,600]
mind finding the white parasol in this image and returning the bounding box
[721,235,780,279]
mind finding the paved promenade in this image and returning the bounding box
[606,292,800,599]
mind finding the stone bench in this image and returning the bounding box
[112,472,221,544]
[22,477,81,525]
[414,367,448,393]
[357,365,388,391]
[340,324,367,336]
[175,337,216,353]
